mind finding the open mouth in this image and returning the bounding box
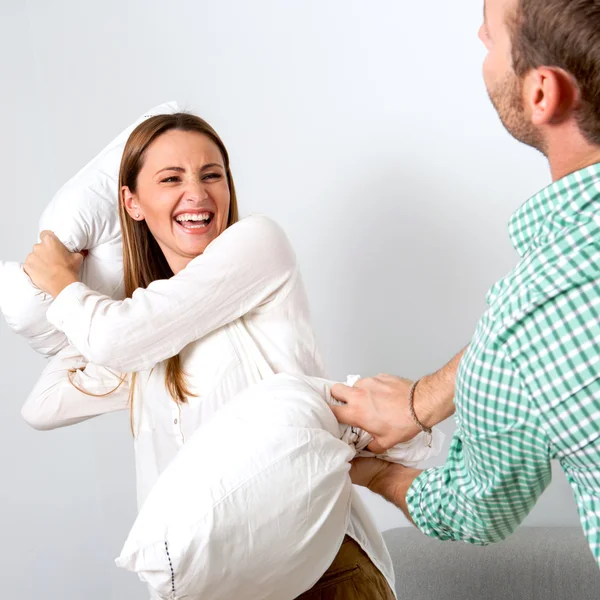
[174,211,214,231]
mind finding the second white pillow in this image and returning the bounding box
[116,373,355,600]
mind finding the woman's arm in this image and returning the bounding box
[45,216,297,372]
[21,345,129,430]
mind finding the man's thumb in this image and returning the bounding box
[330,403,354,426]
[366,439,387,454]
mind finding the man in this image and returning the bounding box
[331,0,600,565]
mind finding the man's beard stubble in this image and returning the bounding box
[487,72,547,155]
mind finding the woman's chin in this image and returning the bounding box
[174,235,217,259]
[164,222,225,268]
[180,241,210,259]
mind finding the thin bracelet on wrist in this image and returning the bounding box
[408,379,433,448]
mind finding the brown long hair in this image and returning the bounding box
[69,113,239,435]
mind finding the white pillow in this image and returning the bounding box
[115,374,355,600]
[0,101,179,356]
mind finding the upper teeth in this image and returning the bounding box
[176,213,211,222]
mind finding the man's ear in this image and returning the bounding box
[527,67,580,127]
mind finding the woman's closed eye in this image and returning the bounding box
[202,172,222,182]
[160,173,221,184]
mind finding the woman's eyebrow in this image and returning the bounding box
[155,163,224,176]
[155,166,185,176]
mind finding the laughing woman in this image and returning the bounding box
[22,113,396,599]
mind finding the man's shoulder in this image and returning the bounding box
[484,222,600,411]
[491,218,600,337]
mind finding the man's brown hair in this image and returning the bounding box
[509,0,600,145]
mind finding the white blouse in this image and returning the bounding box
[21,215,396,598]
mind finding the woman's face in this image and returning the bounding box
[123,129,231,274]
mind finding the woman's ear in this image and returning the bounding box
[122,186,145,221]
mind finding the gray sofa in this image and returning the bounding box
[383,527,600,599]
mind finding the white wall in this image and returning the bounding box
[0,1,581,598]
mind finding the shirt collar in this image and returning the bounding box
[508,162,600,257]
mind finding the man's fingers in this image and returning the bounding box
[374,373,394,383]
[366,439,388,454]
[331,382,360,403]
[329,403,360,427]
[353,376,382,391]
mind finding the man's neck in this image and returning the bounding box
[545,131,600,182]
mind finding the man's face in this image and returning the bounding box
[479,0,546,153]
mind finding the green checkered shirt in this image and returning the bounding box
[406,163,600,566]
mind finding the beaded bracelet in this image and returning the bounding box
[408,379,433,448]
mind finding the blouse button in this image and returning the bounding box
[174,418,178,425]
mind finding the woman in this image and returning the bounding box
[22,113,396,599]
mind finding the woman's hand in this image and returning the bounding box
[349,457,420,522]
[24,231,85,298]
[349,457,391,488]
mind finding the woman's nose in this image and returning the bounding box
[184,179,209,202]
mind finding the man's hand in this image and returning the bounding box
[24,231,84,298]
[331,374,424,453]
[331,350,465,453]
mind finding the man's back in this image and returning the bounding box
[455,164,600,561]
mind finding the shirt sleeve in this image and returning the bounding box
[46,215,297,372]
[406,343,553,545]
[21,345,130,431]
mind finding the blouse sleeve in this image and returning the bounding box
[46,215,297,372]
[21,345,129,430]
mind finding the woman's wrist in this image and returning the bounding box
[49,275,79,299]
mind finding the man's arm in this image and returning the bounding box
[350,346,553,546]
[413,348,464,427]
[351,412,551,544]
[331,347,466,453]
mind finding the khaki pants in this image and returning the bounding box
[295,536,395,600]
